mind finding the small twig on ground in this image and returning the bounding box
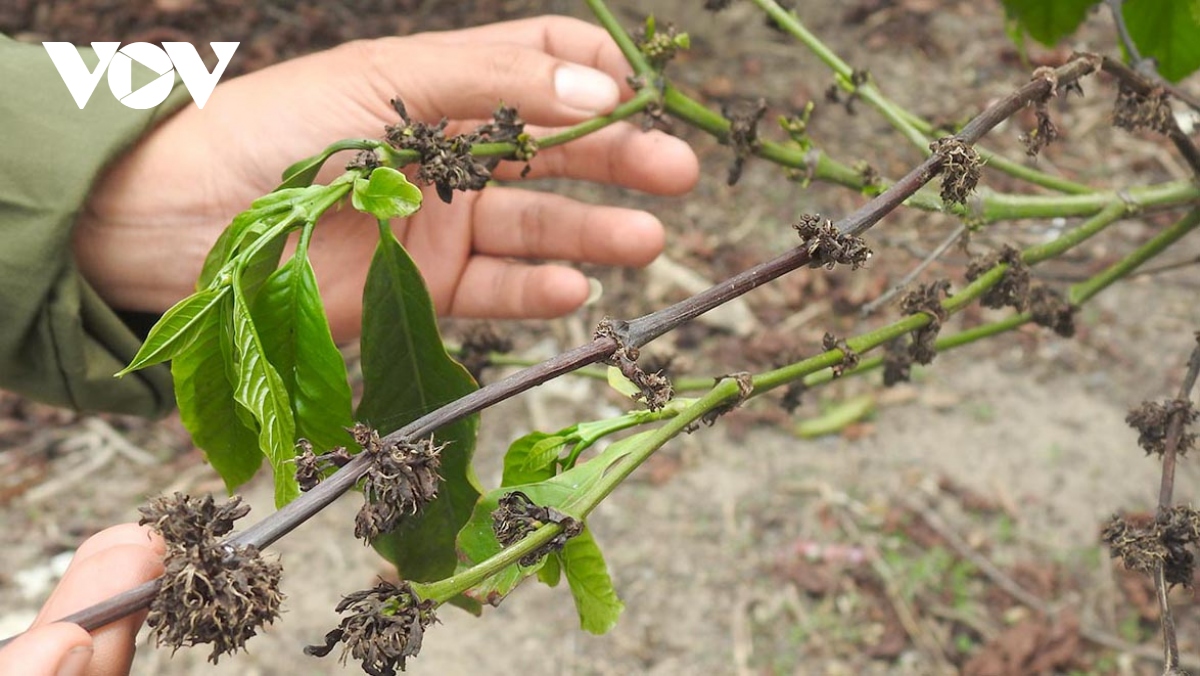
[832,503,956,675]
[861,223,966,316]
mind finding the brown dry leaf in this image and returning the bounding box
[962,612,1082,676]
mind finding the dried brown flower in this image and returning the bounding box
[930,137,982,205]
[492,491,584,567]
[306,580,438,675]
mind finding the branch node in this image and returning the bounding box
[701,372,754,425]
[793,214,872,270]
[821,333,859,378]
[492,491,583,567]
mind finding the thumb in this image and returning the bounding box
[0,622,93,676]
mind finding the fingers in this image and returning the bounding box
[0,622,92,676]
[32,525,165,676]
[470,187,664,266]
[449,259,592,318]
[489,122,700,195]
[360,36,621,125]
[415,16,635,96]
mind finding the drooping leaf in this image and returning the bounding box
[501,431,571,487]
[1001,0,1096,45]
[278,139,379,189]
[561,527,624,634]
[456,431,648,605]
[1124,0,1200,82]
[117,286,228,376]
[606,365,642,400]
[351,167,423,221]
[357,222,481,598]
[253,248,354,453]
[231,285,299,507]
[170,293,262,491]
[538,553,563,588]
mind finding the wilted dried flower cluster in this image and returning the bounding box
[1112,84,1173,135]
[929,137,982,205]
[385,99,530,203]
[492,491,584,567]
[793,214,871,270]
[306,580,438,676]
[138,493,283,663]
[721,98,768,186]
[967,245,1030,311]
[1103,507,1200,587]
[1126,399,1198,457]
[351,424,444,542]
[595,318,674,411]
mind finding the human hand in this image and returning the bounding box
[74,16,700,341]
[0,524,164,676]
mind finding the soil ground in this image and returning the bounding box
[3,1,1200,674]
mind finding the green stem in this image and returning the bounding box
[412,524,561,603]
[980,180,1200,222]
[584,0,654,77]
[380,88,659,167]
[1072,207,1200,304]
[749,0,1095,194]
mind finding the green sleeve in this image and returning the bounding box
[0,37,194,417]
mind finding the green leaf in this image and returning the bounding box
[278,139,379,189]
[253,247,354,453]
[357,222,481,597]
[501,431,571,487]
[538,553,562,588]
[561,527,624,634]
[197,184,328,289]
[171,293,262,491]
[117,287,227,376]
[1001,0,1096,45]
[1124,0,1200,82]
[231,284,299,507]
[456,431,647,605]
[606,365,641,399]
[351,167,423,220]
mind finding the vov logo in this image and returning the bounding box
[42,42,238,110]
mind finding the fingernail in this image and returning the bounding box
[56,645,93,676]
[584,277,604,306]
[554,64,619,115]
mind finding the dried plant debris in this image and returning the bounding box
[793,214,872,270]
[1126,399,1198,457]
[882,337,913,387]
[721,98,768,186]
[929,137,982,205]
[306,580,438,676]
[139,494,283,663]
[293,438,353,492]
[1113,83,1173,135]
[1028,284,1075,337]
[1103,507,1200,587]
[701,372,754,425]
[1021,75,1060,157]
[781,380,807,413]
[346,149,382,172]
[352,424,444,542]
[825,69,869,115]
[900,279,951,365]
[704,0,736,10]
[457,323,514,384]
[385,99,530,203]
[595,318,674,411]
[822,333,859,378]
[966,245,1030,311]
[492,491,583,567]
